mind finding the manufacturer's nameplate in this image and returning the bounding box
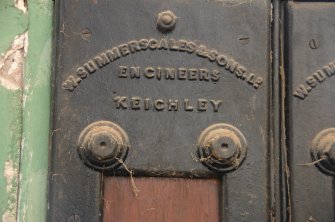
[62,38,263,91]
[50,0,271,221]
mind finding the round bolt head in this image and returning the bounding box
[88,132,118,160]
[210,135,238,160]
[327,144,335,163]
[77,121,130,171]
[161,14,173,24]
[197,123,247,174]
[311,128,335,176]
[156,10,177,33]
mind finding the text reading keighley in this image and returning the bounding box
[114,96,222,112]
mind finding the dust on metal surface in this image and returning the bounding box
[285,2,335,221]
[50,0,271,221]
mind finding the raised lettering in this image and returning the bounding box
[196,45,208,58]
[114,96,128,109]
[197,99,208,111]
[186,42,197,53]
[76,67,89,79]
[235,66,246,78]
[313,70,326,83]
[169,39,179,51]
[188,69,197,80]
[145,67,155,78]
[211,70,221,82]
[208,50,218,62]
[177,68,187,80]
[323,62,335,77]
[217,55,228,67]
[179,40,187,52]
[128,40,141,53]
[118,66,128,78]
[156,67,162,80]
[62,75,79,91]
[165,68,176,80]
[130,66,140,79]
[138,39,149,50]
[199,69,210,81]
[253,77,263,89]
[225,60,238,72]
[105,47,121,61]
[210,100,222,112]
[168,100,179,111]
[110,97,223,112]
[144,98,151,110]
[148,39,158,50]
[306,76,317,88]
[62,38,263,91]
[119,44,130,56]
[158,39,168,50]
[184,99,194,111]
[94,53,110,68]
[130,97,141,110]
[83,60,97,73]
[293,85,308,100]
[293,60,335,99]
[154,99,164,111]
[247,73,255,86]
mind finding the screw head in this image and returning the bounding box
[309,39,319,49]
[156,10,177,33]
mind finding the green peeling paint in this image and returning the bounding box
[0,0,28,53]
[0,0,53,222]
[18,0,53,221]
[0,1,27,222]
[0,88,22,222]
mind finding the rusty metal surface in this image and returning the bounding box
[285,2,335,221]
[49,0,271,221]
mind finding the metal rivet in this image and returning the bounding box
[210,135,239,160]
[156,10,177,33]
[78,121,130,171]
[197,123,247,174]
[311,128,335,176]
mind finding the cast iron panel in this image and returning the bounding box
[50,0,271,221]
[285,2,335,222]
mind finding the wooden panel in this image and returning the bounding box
[103,177,220,222]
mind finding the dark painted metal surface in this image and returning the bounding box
[50,0,272,221]
[285,2,335,221]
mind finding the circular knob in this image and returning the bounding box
[197,123,247,174]
[77,121,130,171]
[311,128,335,176]
[156,10,177,33]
